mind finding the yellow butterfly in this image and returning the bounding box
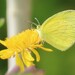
[37,10,75,51]
[0,10,75,72]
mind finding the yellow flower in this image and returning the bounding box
[0,29,52,72]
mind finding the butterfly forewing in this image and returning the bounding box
[40,10,75,51]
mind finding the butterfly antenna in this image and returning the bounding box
[35,18,40,25]
[26,21,37,27]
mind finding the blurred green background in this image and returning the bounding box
[0,0,75,75]
[0,0,7,75]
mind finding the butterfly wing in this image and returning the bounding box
[40,10,75,51]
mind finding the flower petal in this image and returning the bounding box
[21,51,34,67]
[23,50,34,61]
[0,49,14,59]
[0,40,6,47]
[15,53,25,72]
[30,48,40,62]
[39,46,53,52]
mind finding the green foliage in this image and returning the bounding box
[0,18,4,28]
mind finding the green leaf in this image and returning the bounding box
[0,18,5,28]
